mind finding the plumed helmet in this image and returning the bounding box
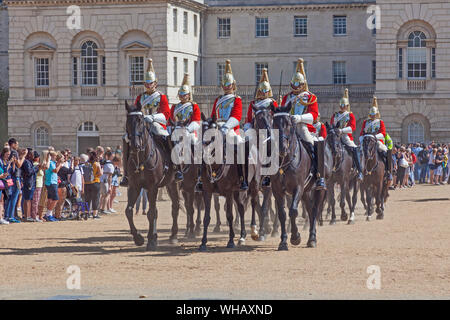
[291,58,308,90]
[144,58,157,84]
[256,68,272,98]
[368,97,380,118]
[222,59,236,89]
[178,73,191,97]
[339,88,350,111]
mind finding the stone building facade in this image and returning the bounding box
[375,0,450,143]
[4,0,450,152]
[0,1,8,90]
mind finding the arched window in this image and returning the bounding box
[407,31,427,79]
[81,41,98,86]
[408,121,424,143]
[35,126,50,147]
[78,121,99,133]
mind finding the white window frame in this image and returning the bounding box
[255,63,268,84]
[217,62,225,86]
[173,8,178,32]
[407,31,427,80]
[129,56,144,86]
[183,11,188,34]
[333,61,346,84]
[35,126,50,148]
[256,17,269,38]
[194,14,198,37]
[35,57,50,88]
[333,15,347,36]
[408,121,424,143]
[294,16,307,37]
[173,57,178,85]
[183,58,188,74]
[81,40,99,86]
[218,18,231,39]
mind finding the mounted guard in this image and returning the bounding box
[244,68,278,187]
[359,97,393,181]
[120,58,172,187]
[312,113,327,141]
[195,59,247,191]
[330,88,364,181]
[281,58,326,190]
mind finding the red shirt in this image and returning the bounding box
[281,91,318,133]
[135,93,170,129]
[330,111,356,141]
[211,95,243,134]
[245,99,279,124]
[411,153,417,165]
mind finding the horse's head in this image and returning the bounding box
[252,103,272,133]
[362,134,377,160]
[326,122,343,162]
[169,117,190,135]
[125,100,147,152]
[272,103,293,157]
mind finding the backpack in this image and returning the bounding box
[83,162,95,183]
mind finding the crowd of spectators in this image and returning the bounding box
[0,138,123,225]
[391,142,449,189]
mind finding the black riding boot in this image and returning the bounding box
[384,149,393,181]
[195,165,203,192]
[262,176,271,187]
[237,164,248,191]
[167,137,184,182]
[351,147,364,181]
[119,137,129,187]
[314,141,326,190]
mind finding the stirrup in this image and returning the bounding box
[357,172,363,181]
[262,176,271,187]
[119,176,129,187]
[315,177,326,191]
[175,171,184,182]
[240,181,249,191]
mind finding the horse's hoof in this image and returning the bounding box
[307,240,317,248]
[146,241,157,251]
[376,214,384,220]
[271,231,280,238]
[187,232,196,240]
[290,232,301,246]
[366,216,371,221]
[134,234,145,246]
[278,242,288,251]
[341,214,348,221]
[257,235,266,242]
[199,244,207,252]
[213,225,221,233]
[347,220,355,225]
[329,219,336,225]
[318,220,323,226]
[238,238,245,246]
[169,237,178,245]
[227,241,235,249]
[195,229,202,237]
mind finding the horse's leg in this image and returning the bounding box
[259,188,271,241]
[289,188,302,246]
[182,190,190,237]
[225,194,235,248]
[285,194,292,234]
[308,189,326,248]
[360,183,367,212]
[234,191,247,246]
[125,185,144,246]
[213,194,221,233]
[194,194,203,236]
[233,199,240,228]
[250,190,259,241]
[271,195,280,237]
[274,191,288,251]
[329,180,337,225]
[366,185,373,221]
[166,183,180,244]
[146,187,159,251]
[302,200,310,231]
[340,180,349,221]
[349,179,358,225]
[184,191,196,239]
[376,181,384,220]
[199,191,212,251]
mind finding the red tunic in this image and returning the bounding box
[135,93,170,129]
[330,112,356,141]
[169,102,201,123]
[318,123,327,139]
[245,99,279,124]
[211,95,243,134]
[282,91,318,133]
[360,119,386,144]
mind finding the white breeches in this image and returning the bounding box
[341,135,357,148]
[296,123,317,144]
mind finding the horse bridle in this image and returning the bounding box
[362,135,379,175]
[328,128,344,172]
[127,112,157,172]
[273,113,299,173]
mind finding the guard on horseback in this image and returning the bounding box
[195,59,247,191]
[244,68,279,187]
[168,73,201,181]
[312,113,327,141]
[120,58,179,187]
[282,58,326,190]
[330,88,364,181]
[359,97,393,181]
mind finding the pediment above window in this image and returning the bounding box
[27,43,56,53]
[121,41,152,51]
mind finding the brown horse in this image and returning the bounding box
[198,113,259,251]
[325,123,359,225]
[360,135,388,220]
[270,104,327,250]
[124,100,180,251]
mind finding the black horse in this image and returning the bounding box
[270,104,327,250]
[124,100,180,251]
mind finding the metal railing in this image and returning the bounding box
[81,87,98,97]
[407,80,426,92]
